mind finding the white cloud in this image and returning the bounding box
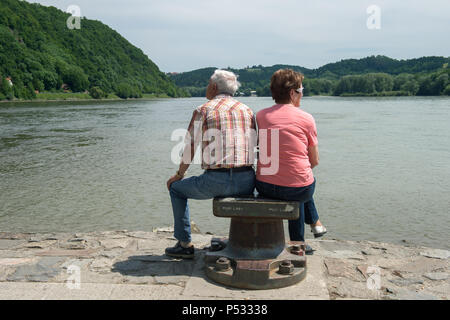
[26,0,450,72]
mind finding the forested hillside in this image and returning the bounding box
[0,0,186,101]
[169,56,450,97]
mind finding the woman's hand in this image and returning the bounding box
[167,174,182,191]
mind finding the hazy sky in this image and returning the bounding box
[27,0,450,72]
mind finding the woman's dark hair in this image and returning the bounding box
[270,69,304,103]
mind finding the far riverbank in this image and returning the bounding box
[0,92,173,104]
[3,92,449,104]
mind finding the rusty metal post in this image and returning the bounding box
[205,197,307,290]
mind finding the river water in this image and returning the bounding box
[0,96,449,249]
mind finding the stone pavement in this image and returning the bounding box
[0,228,448,300]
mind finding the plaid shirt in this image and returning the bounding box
[184,94,256,169]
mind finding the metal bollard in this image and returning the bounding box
[205,197,307,290]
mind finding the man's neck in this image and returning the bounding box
[214,93,231,98]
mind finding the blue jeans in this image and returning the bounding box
[255,179,319,242]
[169,169,256,243]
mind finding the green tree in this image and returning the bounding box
[443,84,450,95]
[89,86,107,99]
[400,80,419,95]
[115,83,142,99]
[0,76,14,99]
[61,66,89,92]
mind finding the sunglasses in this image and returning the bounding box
[294,86,304,93]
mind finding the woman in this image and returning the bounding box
[256,69,326,249]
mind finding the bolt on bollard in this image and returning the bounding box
[215,257,231,271]
[278,260,294,275]
[291,245,301,254]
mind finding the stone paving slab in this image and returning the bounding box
[6,256,67,282]
[41,283,116,300]
[109,284,185,300]
[0,282,53,300]
[0,240,26,250]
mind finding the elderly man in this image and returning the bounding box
[166,69,256,258]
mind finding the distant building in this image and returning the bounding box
[61,83,70,92]
[5,77,13,87]
[250,91,257,97]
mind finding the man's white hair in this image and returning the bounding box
[210,69,241,96]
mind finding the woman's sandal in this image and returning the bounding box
[311,225,327,238]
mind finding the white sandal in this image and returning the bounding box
[311,225,327,238]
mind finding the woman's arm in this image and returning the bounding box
[308,144,319,169]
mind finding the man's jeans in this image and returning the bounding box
[169,169,255,243]
[255,179,319,242]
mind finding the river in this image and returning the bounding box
[0,96,449,249]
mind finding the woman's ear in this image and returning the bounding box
[289,89,295,103]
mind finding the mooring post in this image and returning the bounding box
[205,197,307,290]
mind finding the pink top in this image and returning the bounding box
[256,104,318,187]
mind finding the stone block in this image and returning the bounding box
[89,258,114,273]
[324,258,365,282]
[420,249,450,260]
[108,284,184,300]
[100,239,133,250]
[328,277,382,300]
[42,283,116,300]
[423,272,448,281]
[394,256,448,273]
[24,240,57,249]
[6,256,66,282]
[387,288,439,300]
[389,278,424,286]
[0,258,37,266]
[35,249,98,258]
[0,240,26,250]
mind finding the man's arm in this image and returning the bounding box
[308,144,319,169]
[167,110,202,190]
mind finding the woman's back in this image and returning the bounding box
[256,104,318,187]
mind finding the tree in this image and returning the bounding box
[443,84,450,95]
[115,83,142,99]
[400,80,419,95]
[0,76,14,99]
[432,73,449,94]
[61,66,89,92]
[89,86,107,99]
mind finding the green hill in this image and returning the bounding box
[169,56,450,97]
[0,0,186,101]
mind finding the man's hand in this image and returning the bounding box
[167,174,182,191]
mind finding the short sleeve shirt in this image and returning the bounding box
[256,104,318,187]
[184,94,256,169]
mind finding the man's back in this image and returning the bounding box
[189,94,256,169]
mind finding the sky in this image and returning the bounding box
[26,0,450,73]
